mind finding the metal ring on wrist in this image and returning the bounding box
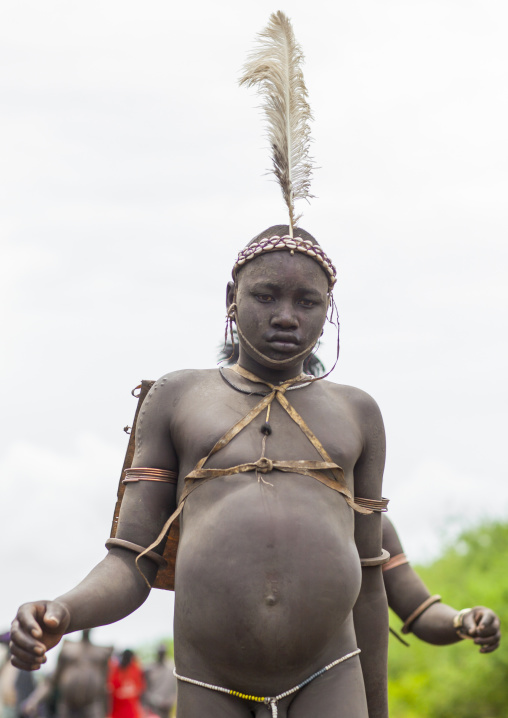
[453,607,473,639]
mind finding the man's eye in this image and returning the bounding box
[298,299,315,307]
[256,294,273,302]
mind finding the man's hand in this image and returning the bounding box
[10,601,71,670]
[460,606,501,653]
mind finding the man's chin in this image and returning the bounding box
[256,343,315,369]
[238,338,316,372]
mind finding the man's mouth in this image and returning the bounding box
[267,333,300,352]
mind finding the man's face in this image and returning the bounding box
[233,250,329,369]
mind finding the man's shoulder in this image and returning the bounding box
[152,367,218,387]
[147,368,220,400]
[319,380,383,423]
[321,379,379,407]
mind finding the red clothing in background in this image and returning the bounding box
[109,660,145,718]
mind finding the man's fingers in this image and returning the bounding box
[10,617,46,655]
[476,611,499,636]
[10,599,70,671]
[455,607,500,652]
[9,642,47,668]
[461,611,478,636]
[14,604,47,641]
[474,633,499,645]
[480,644,499,654]
[474,631,500,646]
[10,650,45,672]
[467,608,500,637]
[477,609,493,625]
[42,601,70,632]
[474,628,501,653]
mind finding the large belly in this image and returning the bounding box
[173,473,361,691]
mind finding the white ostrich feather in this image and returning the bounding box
[239,11,315,236]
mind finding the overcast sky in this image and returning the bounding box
[2,0,507,661]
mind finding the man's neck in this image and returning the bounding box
[236,350,305,385]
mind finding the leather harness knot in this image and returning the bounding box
[255,457,273,473]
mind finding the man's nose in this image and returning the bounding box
[270,303,299,328]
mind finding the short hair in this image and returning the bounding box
[248,225,319,246]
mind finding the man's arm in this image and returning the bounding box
[382,515,501,652]
[351,391,389,718]
[10,376,179,671]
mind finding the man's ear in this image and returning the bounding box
[226,281,236,311]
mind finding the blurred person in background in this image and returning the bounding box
[109,651,144,718]
[21,630,111,718]
[1,633,36,718]
[142,645,176,718]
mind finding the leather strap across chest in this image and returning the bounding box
[184,364,368,514]
[135,365,375,586]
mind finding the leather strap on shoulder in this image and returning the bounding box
[106,538,166,568]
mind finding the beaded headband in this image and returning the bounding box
[232,235,337,289]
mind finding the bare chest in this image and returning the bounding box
[170,377,363,479]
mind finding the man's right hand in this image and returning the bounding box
[10,601,71,670]
[460,606,501,653]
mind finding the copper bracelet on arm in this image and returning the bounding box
[355,497,390,566]
[122,467,178,484]
[382,552,409,573]
[107,467,177,569]
[353,496,389,512]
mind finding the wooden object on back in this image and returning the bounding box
[110,380,179,591]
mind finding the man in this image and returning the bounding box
[10,226,389,718]
[143,645,176,718]
[21,630,112,718]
